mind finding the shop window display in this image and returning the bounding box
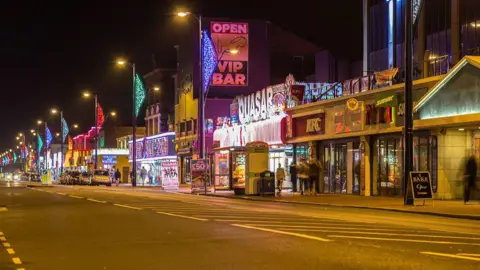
[214,151,230,189]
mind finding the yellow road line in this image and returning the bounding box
[0,207,7,212]
[457,253,480,257]
[328,235,480,246]
[3,242,11,247]
[0,232,3,236]
[17,268,25,270]
[12,257,22,265]
[113,204,142,210]
[7,248,15,254]
[232,224,331,242]
[87,198,107,203]
[156,211,208,221]
[56,192,67,195]
[421,252,480,261]
[69,195,84,199]
[0,236,6,241]
[277,229,480,240]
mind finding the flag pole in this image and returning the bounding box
[94,95,98,170]
[60,111,64,175]
[132,63,137,187]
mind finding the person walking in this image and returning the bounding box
[140,166,147,185]
[464,155,477,204]
[114,169,121,186]
[276,163,286,196]
[309,159,319,195]
[297,159,310,195]
[289,162,298,192]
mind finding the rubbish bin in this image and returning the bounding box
[258,171,275,196]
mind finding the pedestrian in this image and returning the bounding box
[276,163,285,196]
[114,169,121,186]
[464,155,477,204]
[129,171,134,183]
[297,159,310,195]
[140,166,147,185]
[309,159,319,195]
[289,162,298,192]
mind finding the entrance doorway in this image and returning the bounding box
[323,143,347,193]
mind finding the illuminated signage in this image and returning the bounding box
[129,133,175,160]
[211,21,249,86]
[102,155,117,165]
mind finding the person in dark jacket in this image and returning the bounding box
[289,162,297,192]
[114,169,121,186]
[464,155,477,204]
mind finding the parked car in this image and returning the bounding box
[79,172,92,185]
[90,170,111,186]
[69,171,82,185]
[30,173,41,182]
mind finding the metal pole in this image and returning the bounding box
[37,127,40,174]
[198,15,204,160]
[132,63,137,187]
[60,111,64,175]
[404,0,414,206]
[94,95,98,170]
[44,122,48,171]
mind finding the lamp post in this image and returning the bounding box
[83,92,99,170]
[50,108,66,175]
[177,11,204,159]
[116,59,138,186]
[36,120,42,173]
[404,0,414,206]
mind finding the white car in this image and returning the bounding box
[90,170,111,186]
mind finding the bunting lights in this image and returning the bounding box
[45,126,52,149]
[61,116,69,143]
[134,73,146,117]
[202,30,218,93]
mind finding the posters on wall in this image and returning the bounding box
[191,159,211,192]
[161,161,179,190]
[210,21,249,86]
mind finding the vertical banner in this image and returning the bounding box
[210,21,249,86]
[191,159,211,193]
[161,161,179,190]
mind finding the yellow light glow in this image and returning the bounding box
[83,92,91,98]
[116,59,126,66]
[177,12,190,17]
[73,124,79,129]
[229,49,239,55]
[16,146,19,149]
[16,137,19,140]
[56,132,60,137]
[110,111,117,117]
[51,108,58,114]
[19,141,23,145]
[153,86,160,91]
[30,129,34,133]
[18,133,23,137]
[37,120,43,125]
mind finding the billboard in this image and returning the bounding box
[210,21,249,87]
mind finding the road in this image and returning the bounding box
[1,182,479,269]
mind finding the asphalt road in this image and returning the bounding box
[1,182,479,270]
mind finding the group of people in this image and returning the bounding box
[108,168,122,186]
[275,158,321,196]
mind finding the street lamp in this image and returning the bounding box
[177,11,205,159]
[51,108,58,115]
[116,58,138,186]
[73,124,79,129]
[37,120,43,125]
[110,111,117,117]
[82,91,99,170]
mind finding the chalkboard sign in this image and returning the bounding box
[409,171,433,200]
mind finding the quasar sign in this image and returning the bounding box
[210,21,249,86]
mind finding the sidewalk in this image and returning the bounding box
[178,190,480,220]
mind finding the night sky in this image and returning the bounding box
[1,0,361,150]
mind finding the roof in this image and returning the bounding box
[414,56,480,112]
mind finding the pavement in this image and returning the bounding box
[1,181,480,269]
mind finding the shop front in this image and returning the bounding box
[287,75,441,197]
[92,148,130,183]
[129,132,179,189]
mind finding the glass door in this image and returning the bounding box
[352,142,361,194]
[334,144,347,193]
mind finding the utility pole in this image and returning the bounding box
[404,0,414,206]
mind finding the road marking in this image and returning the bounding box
[113,204,142,210]
[156,211,208,221]
[214,219,389,227]
[276,229,480,240]
[3,242,11,247]
[0,236,6,241]
[457,253,480,257]
[243,224,397,231]
[0,232,3,236]
[56,192,67,196]
[87,198,107,203]
[232,224,331,242]
[12,257,22,265]
[69,195,84,199]
[7,248,15,254]
[328,235,480,246]
[17,268,25,270]
[0,207,7,212]
[193,215,338,221]
[421,252,480,261]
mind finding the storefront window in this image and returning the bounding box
[377,137,403,196]
[182,157,191,184]
[352,142,361,194]
[214,151,230,189]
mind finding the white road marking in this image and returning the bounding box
[421,252,480,261]
[192,215,340,221]
[3,242,11,247]
[113,204,142,210]
[69,195,84,199]
[243,224,397,231]
[214,219,389,226]
[56,192,67,196]
[87,198,107,203]
[6,248,15,254]
[0,236,6,241]
[156,211,208,221]
[457,253,480,257]
[232,224,331,242]
[276,229,480,240]
[329,235,480,246]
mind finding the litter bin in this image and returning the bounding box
[258,171,275,196]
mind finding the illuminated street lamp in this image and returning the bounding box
[82,91,99,169]
[51,108,58,115]
[37,120,43,125]
[73,124,79,129]
[153,86,160,91]
[110,111,117,117]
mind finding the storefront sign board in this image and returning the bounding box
[161,161,179,190]
[293,113,325,137]
[211,22,249,86]
[375,93,398,107]
[191,159,211,193]
[408,171,433,204]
